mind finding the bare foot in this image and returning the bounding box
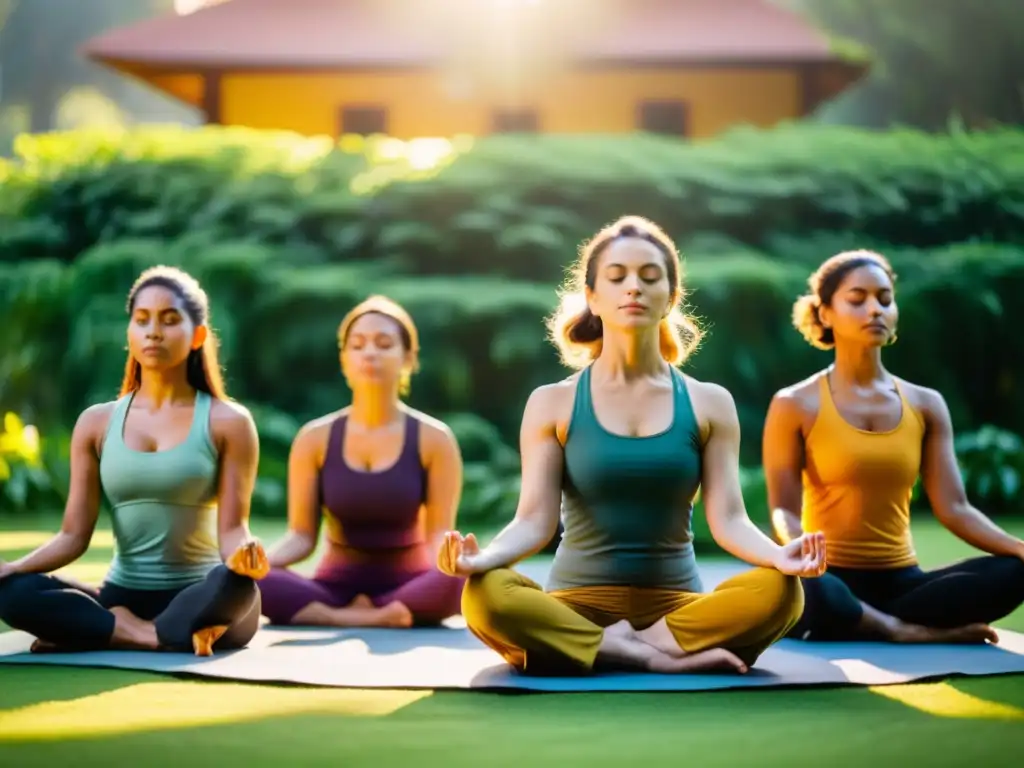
[596,620,748,675]
[894,622,998,645]
[602,619,635,641]
[292,599,414,628]
[594,620,651,670]
[374,601,414,628]
[108,606,160,651]
[647,647,749,675]
[634,619,687,658]
[29,639,66,654]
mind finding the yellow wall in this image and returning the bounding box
[219,66,802,139]
[148,74,205,106]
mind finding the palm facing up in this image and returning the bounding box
[775,531,827,577]
[226,540,271,580]
[438,531,485,577]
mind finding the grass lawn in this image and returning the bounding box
[1,512,1023,767]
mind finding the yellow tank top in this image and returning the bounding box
[801,375,924,569]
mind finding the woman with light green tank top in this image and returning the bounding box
[0,266,269,656]
[102,388,223,589]
[438,216,827,676]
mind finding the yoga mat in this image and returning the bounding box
[2,563,1023,692]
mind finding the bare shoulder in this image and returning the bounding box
[291,408,346,459]
[296,409,346,439]
[406,407,456,443]
[406,407,461,461]
[896,378,948,424]
[679,376,740,449]
[771,371,824,415]
[210,397,256,431]
[681,375,740,430]
[684,375,734,409]
[77,400,118,453]
[77,401,117,434]
[210,397,254,423]
[209,398,259,447]
[525,374,578,412]
[529,375,580,433]
[761,372,825,439]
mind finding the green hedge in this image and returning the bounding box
[3,124,1024,275]
[4,238,1023,526]
[2,123,1024,533]
[5,238,1024,445]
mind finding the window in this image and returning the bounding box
[339,106,388,136]
[492,108,539,134]
[638,100,688,136]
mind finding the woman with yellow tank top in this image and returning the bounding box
[0,266,270,656]
[763,250,1024,644]
[436,216,825,677]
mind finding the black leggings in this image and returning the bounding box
[0,565,261,652]
[788,554,1024,641]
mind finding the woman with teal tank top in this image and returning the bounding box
[0,266,269,656]
[437,216,827,676]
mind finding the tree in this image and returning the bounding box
[0,0,175,132]
[781,0,1024,129]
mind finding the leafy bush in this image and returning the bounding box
[954,426,1024,515]
[4,236,1024,505]
[4,124,1024,275]
[3,123,1024,528]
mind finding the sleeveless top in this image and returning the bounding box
[801,375,925,569]
[547,365,705,592]
[100,390,222,590]
[318,414,428,557]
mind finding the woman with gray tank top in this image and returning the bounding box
[0,266,268,656]
[438,216,828,676]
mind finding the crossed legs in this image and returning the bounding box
[461,567,803,675]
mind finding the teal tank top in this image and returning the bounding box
[100,390,223,590]
[546,365,705,592]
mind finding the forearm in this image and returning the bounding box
[942,505,1024,558]
[711,513,783,569]
[266,531,316,568]
[476,516,553,571]
[771,508,804,544]
[10,532,88,574]
[219,522,255,561]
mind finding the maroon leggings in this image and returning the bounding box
[259,559,465,627]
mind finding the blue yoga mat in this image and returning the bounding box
[3,623,1023,692]
[2,563,1022,691]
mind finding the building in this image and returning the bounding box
[81,0,867,140]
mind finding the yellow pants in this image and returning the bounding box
[461,567,804,675]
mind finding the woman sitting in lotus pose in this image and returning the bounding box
[0,266,268,656]
[437,216,826,676]
[260,296,466,628]
[763,249,1024,644]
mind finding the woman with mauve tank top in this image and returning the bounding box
[763,250,1024,645]
[260,296,465,628]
